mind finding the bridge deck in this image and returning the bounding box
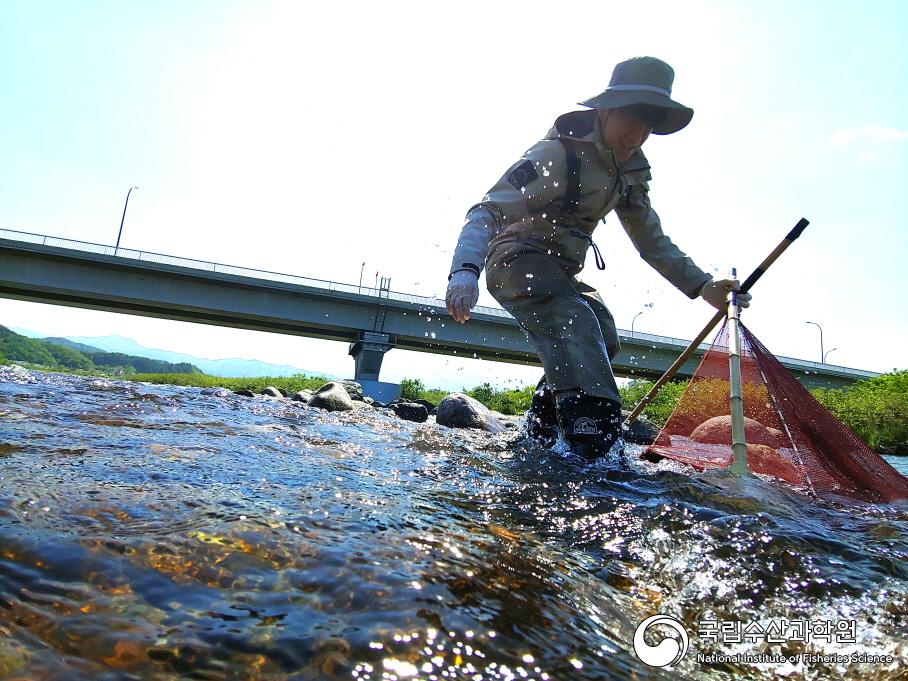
[0,229,877,390]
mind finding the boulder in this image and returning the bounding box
[435,393,503,432]
[690,415,787,448]
[291,390,313,404]
[339,380,364,402]
[390,397,437,414]
[390,402,429,423]
[309,382,354,412]
[260,386,283,398]
[234,389,255,397]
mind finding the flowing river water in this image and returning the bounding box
[1,365,906,680]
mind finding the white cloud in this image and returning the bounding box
[829,125,908,145]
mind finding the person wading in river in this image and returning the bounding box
[445,56,750,460]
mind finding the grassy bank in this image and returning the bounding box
[130,373,332,395]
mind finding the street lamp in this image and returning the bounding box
[823,347,838,364]
[631,310,645,338]
[115,186,139,255]
[805,321,824,363]
[358,262,365,293]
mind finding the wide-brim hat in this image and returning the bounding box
[579,56,693,135]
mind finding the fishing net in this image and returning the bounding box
[644,320,908,503]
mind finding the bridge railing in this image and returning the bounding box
[0,227,512,318]
[0,227,876,379]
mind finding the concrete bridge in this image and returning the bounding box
[0,229,877,400]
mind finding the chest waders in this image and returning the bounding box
[523,122,625,461]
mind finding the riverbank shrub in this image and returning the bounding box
[617,379,689,427]
[811,370,908,456]
[465,383,536,415]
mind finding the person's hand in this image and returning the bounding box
[700,278,752,310]
[446,270,480,323]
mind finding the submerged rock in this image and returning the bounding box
[201,387,232,398]
[390,402,429,423]
[436,393,503,432]
[309,382,354,412]
[622,412,660,445]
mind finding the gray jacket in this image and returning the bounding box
[449,109,711,298]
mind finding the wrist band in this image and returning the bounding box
[448,263,481,281]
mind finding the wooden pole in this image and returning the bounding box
[623,218,809,428]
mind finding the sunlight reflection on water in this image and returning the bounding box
[0,366,906,680]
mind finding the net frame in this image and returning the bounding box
[644,320,908,503]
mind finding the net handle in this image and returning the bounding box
[623,217,810,428]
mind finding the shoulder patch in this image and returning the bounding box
[554,110,597,138]
[507,160,538,190]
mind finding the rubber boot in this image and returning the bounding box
[556,393,624,461]
[525,376,558,446]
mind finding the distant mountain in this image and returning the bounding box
[42,337,106,354]
[61,334,332,379]
[1,326,201,374]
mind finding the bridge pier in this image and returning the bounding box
[348,331,399,402]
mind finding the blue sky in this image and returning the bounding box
[1,1,906,390]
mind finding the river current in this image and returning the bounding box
[0,365,906,680]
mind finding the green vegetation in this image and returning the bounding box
[44,342,94,370]
[400,372,907,456]
[401,376,688,421]
[131,373,331,394]
[466,382,536,415]
[402,378,534,415]
[0,328,57,365]
[618,379,689,427]
[0,325,202,375]
[811,370,908,456]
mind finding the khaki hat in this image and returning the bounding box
[580,56,694,135]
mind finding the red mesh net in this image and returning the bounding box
[645,320,908,503]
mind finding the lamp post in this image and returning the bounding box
[631,310,645,338]
[823,347,838,364]
[358,262,365,293]
[805,321,824,363]
[114,186,139,255]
